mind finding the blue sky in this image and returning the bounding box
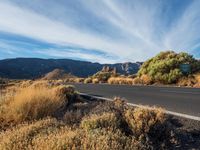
[0,0,200,63]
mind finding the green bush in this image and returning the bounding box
[138,51,200,84]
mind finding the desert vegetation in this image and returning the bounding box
[138,51,200,85]
[0,80,199,149]
[37,51,200,88]
[88,51,200,87]
[1,80,195,149]
[84,66,118,84]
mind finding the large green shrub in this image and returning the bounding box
[138,51,200,84]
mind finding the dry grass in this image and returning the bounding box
[177,76,196,87]
[194,73,200,87]
[140,74,152,85]
[84,78,92,84]
[108,77,134,85]
[0,80,181,149]
[195,73,200,82]
[107,76,151,85]
[177,73,200,87]
[0,84,75,125]
[92,78,99,84]
[65,77,85,83]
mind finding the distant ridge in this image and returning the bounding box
[0,58,141,79]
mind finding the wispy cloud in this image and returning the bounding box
[0,0,199,63]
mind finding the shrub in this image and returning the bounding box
[65,78,85,83]
[108,77,134,85]
[32,127,82,150]
[113,97,126,110]
[0,93,182,149]
[92,71,113,83]
[0,85,75,124]
[125,107,165,137]
[133,77,143,84]
[140,74,152,85]
[92,78,99,84]
[80,113,120,130]
[177,76,196,87]
[0,118,139,150]
[194,73,200,87]
[84,78,92,84]
[138,51,199,84]
[0,118,64,150]
[195,73,200,82]
[80,129,138,150]
[63,110,83,125]
[124,107,178,148]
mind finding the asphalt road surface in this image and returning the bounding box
[72,83,200,117]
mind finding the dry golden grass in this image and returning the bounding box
[0,84,75,124]
[108,77,134,85]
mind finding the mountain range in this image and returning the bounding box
[0,58,142,79]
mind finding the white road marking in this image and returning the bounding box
[160,90,200,95]
[79,93,200,121]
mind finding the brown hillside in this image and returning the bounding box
[42,69,76,80]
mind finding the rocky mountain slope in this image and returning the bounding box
[0,58,141,79]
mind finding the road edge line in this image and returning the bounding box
[79,93,200,121]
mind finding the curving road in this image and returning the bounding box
[72,83,200,117]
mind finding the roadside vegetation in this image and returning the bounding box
[60,51,200,87]
[84,66,118,84]
[138,51,200,85]
[2,80,199,149]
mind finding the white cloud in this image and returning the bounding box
[0,1,136,61]
[163,0,200,51]
[36,49,117,64]
[0,0,199,62]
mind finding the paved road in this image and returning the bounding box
[72,83,200,117]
